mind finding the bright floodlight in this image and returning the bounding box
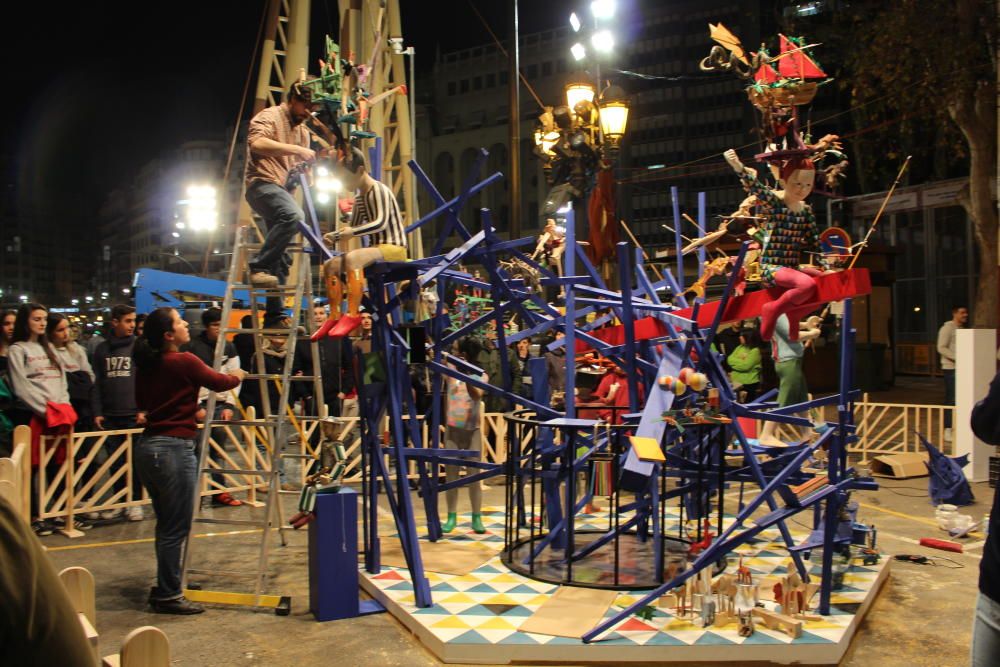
[182,184,218,231]
[570,42,586,61]
[591,30,614,53]
[591,0,616,19]
[316,192,331,205]
[569,12,581,32]
[316,177,342,193]
[317,165,330,177]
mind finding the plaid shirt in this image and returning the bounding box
[245,104,309,188]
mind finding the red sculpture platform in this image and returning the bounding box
[674,268,871,327]
[574,269,870,353]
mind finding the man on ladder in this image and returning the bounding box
[244,81,319,324]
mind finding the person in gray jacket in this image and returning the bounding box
[48,313,95,429]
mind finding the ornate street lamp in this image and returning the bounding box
[598,85,629,151]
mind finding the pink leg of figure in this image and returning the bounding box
[760,267,818,341]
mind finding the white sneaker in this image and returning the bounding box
[82,511,102,521]
[944,428,953,443]
[126,506,145,522]
[100,508,124,520]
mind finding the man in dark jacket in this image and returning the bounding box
[91,304,145,521]
[233,314,256,371]
[183,308,243,507]
[970,370,1000,666]
[477,328,521,414]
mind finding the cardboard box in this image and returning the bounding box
[870,452,929,479]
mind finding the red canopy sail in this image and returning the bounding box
[777,34,826,80]
[753,62,781,84]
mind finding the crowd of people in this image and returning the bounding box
[0,301,369,539]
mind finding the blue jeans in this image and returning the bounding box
[944,369,955,428]
[973,592,1000,666]
[246,180,304,320]
[135,435,198,601]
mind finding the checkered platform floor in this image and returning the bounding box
[360,506,888,661]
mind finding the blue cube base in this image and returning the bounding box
[309,488,384,621]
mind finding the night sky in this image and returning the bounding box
[4,1,580,226]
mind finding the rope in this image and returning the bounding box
[465,0,546,112]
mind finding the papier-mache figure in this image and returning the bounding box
[532,218,567,277]
[313,146,408,340]
[288,417,350,528]
[724,149,826,341]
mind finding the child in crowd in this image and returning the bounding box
[441,337,487,534]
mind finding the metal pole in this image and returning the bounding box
[508,0,521,240]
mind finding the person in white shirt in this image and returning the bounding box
[936,305,968,442]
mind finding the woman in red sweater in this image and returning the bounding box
[134,308,244,614]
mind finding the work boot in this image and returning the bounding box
[249,271,279,287]
[150,596,205,615]
[441,513,457,533]
[471,513,486,534]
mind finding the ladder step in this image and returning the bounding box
[186,568,261,578]
[203,468,271,476]
[194,517,269,527]
[281,453,316,460]
[232,284,303,294]
[244,242,307,250]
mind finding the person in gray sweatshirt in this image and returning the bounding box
[48,313,95,429]
[91,305,146,521]
[7,303,73,535]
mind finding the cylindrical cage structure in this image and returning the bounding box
[501,409,728,590]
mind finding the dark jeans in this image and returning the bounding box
[246,181,304,321]
[135,435,198,601]
[944,369,955,428]
[100,415,143,502]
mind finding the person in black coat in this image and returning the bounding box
[970,370,1000,666]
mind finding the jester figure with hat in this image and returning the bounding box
[723,148,825,342]
[313,146,408,340]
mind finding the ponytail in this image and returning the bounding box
[134,307,175,372]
